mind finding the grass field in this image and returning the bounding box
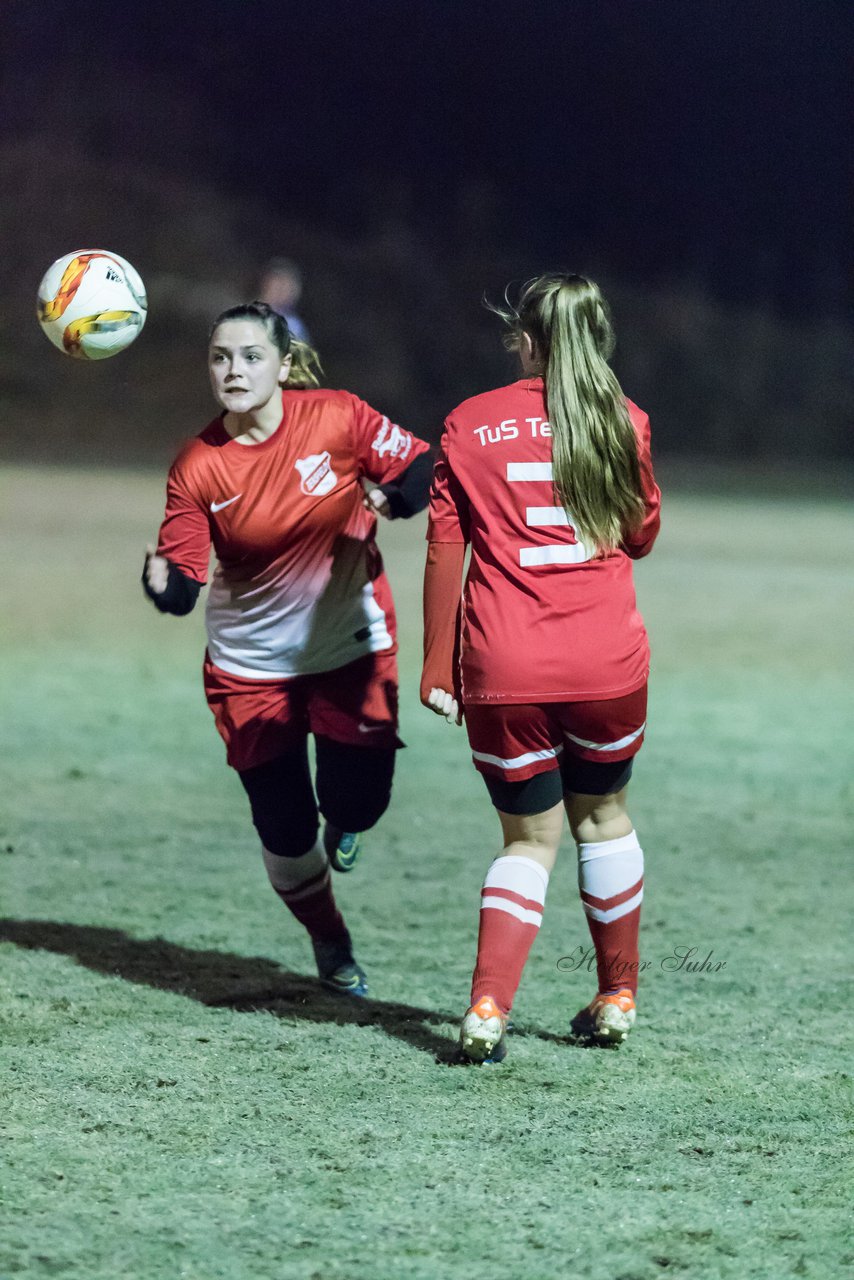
[1,464,852,1280]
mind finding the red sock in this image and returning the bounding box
[577,831,644,996]
[262,844,347,942]
[471,855,550,1015]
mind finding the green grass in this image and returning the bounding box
[1,465,852,1280]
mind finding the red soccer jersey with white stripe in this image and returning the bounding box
[157,388,429,679]
[427,377,661,703]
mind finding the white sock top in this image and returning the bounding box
[484,853,550,899]
[576,830,640,861]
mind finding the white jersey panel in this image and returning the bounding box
[205,543,393,679]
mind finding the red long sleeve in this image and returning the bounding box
[621,408,661,560]
[421,541,465,705]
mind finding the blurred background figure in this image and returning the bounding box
[258,256,311,344]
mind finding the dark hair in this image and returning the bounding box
[209,301,322,388]
[210,301,291,356]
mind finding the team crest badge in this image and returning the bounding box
[295,451,338,496]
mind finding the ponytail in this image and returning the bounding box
[286,338,323,389]
[491,274,644,554]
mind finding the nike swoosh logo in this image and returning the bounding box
[357,723,386,734]
[210,494,242,513]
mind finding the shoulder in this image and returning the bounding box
[285,387,357,413]
[169,417,225,474]
[448,379,531,417]
[163,419,226,499]
[446,379,541,425]
[285,388,383,447]
[624,398,650,430]
[283,388,372,438]
[624,398,651,448]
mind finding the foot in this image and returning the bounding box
[570,988,636,1046]
[459,995,508,1064]
[312,934,368,998]
[323,822,362,873]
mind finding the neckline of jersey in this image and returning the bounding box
[213,396,288,452]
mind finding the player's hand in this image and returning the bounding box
[144,544,169,596]
[364,487,391,519]
[424,686,462,726]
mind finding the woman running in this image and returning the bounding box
[144,301,431,997]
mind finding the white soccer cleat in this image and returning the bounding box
[459,995,508,1063]
[570,988,636,1046]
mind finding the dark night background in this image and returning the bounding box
[1,0,851,468]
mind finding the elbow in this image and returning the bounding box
[379,452,433,519]
[625,543,652,561]
[380,486,429,520]
[623,517,661,560]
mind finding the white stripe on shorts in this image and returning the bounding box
[564,722,646,753]
[471,744,563,772]
[481,895,544,926]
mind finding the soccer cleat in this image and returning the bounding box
[323,823,362,873]
[459,995,509,1064]
[312,935,368,998]
[570,988,636,1046]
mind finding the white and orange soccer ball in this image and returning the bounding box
[37,249,147,359]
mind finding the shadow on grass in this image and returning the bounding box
[0,917,466,1061]
[0,919,600,1060]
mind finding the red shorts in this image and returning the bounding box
[464,685,647,783]
[203,650,401,773]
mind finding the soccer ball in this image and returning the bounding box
[37,249,147,360]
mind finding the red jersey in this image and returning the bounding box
[157,389,430,679]
[427,377,661,704]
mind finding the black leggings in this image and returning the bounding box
[482,754,635,816]
[238,736,397,858]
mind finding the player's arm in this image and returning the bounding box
[622,407,661,559]
[142,547,203,615]
[348,395,432,520]
[420,431,469,724]
[143,465,209,617]
[422,541,465,723]
[366,451,433,520]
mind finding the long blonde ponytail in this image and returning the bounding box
[496,274,644,553]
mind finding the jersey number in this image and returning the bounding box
[507,462,594,566]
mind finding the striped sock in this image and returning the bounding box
[471,854,550,1015]
[261,843,348,943]
[577,831,644,996]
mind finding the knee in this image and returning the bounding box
[496,799,565,873]
[566,790,633,845]
[238,753,318,857]
[315,738,396,832]
[256,816,318,859]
